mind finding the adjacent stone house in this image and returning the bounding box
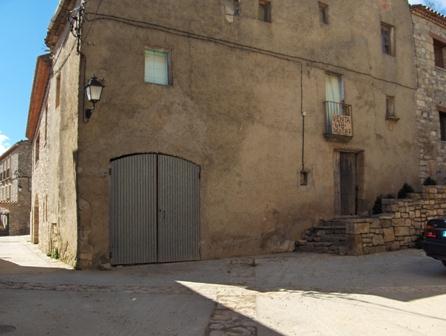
[411,5,446,184]
[0,141,32,236]
[28,0,419,268]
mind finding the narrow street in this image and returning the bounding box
[0,236,445,335]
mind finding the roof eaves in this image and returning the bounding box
[410,4,446,29]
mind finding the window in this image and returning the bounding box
[35,134,40,165]
[325,73,346,133]
[433,39,446,68]
[55,74,61,108]
[232,0,241,16]
[45,195,48,222]
[381,23,394,56]
[224,0,240,22]
[319,2,329,25]
[440,111,446,141]
[386,96,396,119]
[144,49,171,86]
[258,0,271,22]
[44,107,48,145]
[326,73,344,103]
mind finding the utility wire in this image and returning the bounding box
[84,11,417,91]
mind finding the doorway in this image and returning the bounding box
[110,154,200,265]
[339,152,358,216]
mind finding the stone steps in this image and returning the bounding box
[297,218,349,255]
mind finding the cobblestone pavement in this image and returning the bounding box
[1,236,446,335]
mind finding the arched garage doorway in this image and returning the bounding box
[110,154,200,265]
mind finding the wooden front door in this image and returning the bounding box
[340,152,358,216]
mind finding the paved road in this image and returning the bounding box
[0,236,446,335]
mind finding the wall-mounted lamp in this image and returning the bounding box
[85,75,105,121]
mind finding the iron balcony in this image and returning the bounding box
[324,101,353,142]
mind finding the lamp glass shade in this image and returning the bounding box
[85,76,104,103]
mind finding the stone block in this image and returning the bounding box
[381,219,393,228]
[346,234,363,255]
[346,222,369,235]
[372,235,385,246]
[385,241,400,251]
[394,226,410,236]
[364,245,386,255]
[383,228,395,242]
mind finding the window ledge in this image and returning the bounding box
[435,66,446,72]
[386,115,400,122]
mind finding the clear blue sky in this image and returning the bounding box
[0,0,59,153]
[0,0,445,154]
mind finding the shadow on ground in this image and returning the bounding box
[1,244,446,335]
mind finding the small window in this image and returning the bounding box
[258,0,271,22]
[440,111,446,141]
[144,49,171,86]
[386,96,395,119]
[224,0,240,22]
[35,134,40,165]
[319,2,329,25]
[433,39,446,68]
[233,0,241,16]
[44,107,48,146]
[55,74,61,108]
[381,23,394,56]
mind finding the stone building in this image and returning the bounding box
[0,141,32,236]
[411,5,446,184]
[28,0,420,268]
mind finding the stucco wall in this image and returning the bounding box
[73,0,419,266]
[412,13,446,183]
[31,25,80,266]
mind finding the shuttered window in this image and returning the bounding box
[440,112,446,141]
[434,39,446,68]
[144,49,171,86]
[381,23,395,56]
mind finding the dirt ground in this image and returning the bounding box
[1,236,445,335]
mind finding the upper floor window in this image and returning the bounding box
[326,73,344,104]
[381,23,395,56]
[224,0,240,23]
[440,111,446,141]
[35,133,40,165]
[433,38,446,69]
[258,0,271,23]
[319,2,329,25]
[386,96,396,119]
[55,74,61,108]
[44,107,48,146]
[144,49,172,86]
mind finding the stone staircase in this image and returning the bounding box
[296,219,349,255]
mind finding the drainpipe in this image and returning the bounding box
[300,63,308,186]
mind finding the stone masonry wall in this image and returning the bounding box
[0,142,32,236]
[412,14,446,183]
[346,186,446,255]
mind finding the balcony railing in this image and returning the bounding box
[324,101,353,141]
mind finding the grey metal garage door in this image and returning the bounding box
[110,154,200,265]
